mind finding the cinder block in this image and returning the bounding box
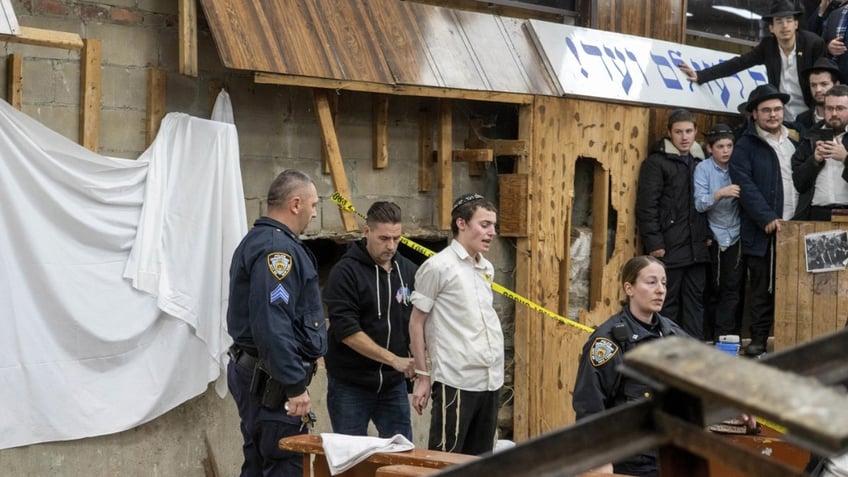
[83,23,158,67]
[99,65,146,109]
[136,0,179,15]
[98,108,146,157]
[21,103,79,143]
[21,59,55,103]
[52,60,82,105]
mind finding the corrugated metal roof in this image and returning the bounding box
[198,0,557,96]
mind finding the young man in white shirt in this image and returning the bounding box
[409,193,504,455]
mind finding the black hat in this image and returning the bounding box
[705,123,734,137]
[745,84,790,112]
[801,57,841,79]
[761,0,801,20]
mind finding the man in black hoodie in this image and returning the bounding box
[323,201,418,439]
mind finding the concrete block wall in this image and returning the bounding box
[0,0,517,474]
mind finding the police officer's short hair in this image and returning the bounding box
[267,170,313,210]
[450,193,497,237]
[366,201,402,228]
[667,108,696,131]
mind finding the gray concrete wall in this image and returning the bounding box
[0,0,516,475]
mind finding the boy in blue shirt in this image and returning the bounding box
[694,124,745,342]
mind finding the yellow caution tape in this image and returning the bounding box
[329,192,595,333]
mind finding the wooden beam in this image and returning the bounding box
[322,91,339,175]
[7,53,22,110]
[418,108,433,192]
[437,99,452,231]
[80,38,101,152]
[146,68,167,147]
[373,94,389,169]
[513,101,534,442]
[255,72,534,105]
[589,162,610,308]
[178,0,198,77]
[313,89,358,232]
[0,26,83,50]
[452,149,493,163]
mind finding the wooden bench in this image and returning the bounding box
[279,434,474,477]
[280,434,633,477]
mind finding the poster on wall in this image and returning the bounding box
[527,20,767,114]
[804,230,848,273]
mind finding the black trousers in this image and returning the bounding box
[662,263,707,339]
[745,239,775,343]
[706,241,746,340]
[428,382,499,456]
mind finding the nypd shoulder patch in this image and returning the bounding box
[589,337,619,367]
[267,252,293,281]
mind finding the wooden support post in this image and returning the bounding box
[437,99,452,231]
[512,102,533,442]
[80,38,101,152]
[589,162,610,308]
[146,68,167,147]
[178,0,198,77]
[418,108,433,192]
[373,94,389,169]
[314,89,358,232]
[322,92,338,175]
[7,53,22,110]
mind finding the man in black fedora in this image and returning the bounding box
[796,57,842,132]
[679,0,825,122]
[730,84,801,356]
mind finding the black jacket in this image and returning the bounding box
[730,123,800,256]
[791,121,848,219]
[323,240,417,392]
[696,30,826,109]
[573,308,687,476]
[636,138,711,269]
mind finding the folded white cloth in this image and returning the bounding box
[321,433,415,475]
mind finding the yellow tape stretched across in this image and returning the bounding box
[329,192,595,333]
[330,192,790,434]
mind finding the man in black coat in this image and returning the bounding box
[678,0,826,122]
[636,109,711,339]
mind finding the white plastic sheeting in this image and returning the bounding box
[0,98,246,449]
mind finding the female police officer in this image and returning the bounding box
[572,255,688,476]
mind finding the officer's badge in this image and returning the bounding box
[589,337,619,367]
[267,252,293,281]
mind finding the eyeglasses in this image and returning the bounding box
[451,193,485,213]
[757,106,783,115]
[825,105,848,113]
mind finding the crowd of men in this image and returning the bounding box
[648,0,848,357]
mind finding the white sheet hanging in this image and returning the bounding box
[0,98,246,449]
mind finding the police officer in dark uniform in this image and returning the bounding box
[226,169,327,477]
[573,255,688,477]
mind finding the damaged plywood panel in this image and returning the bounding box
[513,96,649,440]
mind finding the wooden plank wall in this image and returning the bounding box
[774,221,848,351]
[513,95,650,440]
[591,0,686,43]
